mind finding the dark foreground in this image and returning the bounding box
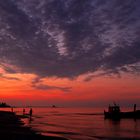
[0,111,68,140]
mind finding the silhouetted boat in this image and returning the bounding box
[104,104,140,119]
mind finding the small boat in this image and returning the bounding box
[104,104,140,119]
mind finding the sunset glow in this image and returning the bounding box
[0,0,140,107]
[0,71,139,107]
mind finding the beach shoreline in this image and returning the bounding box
[0,111,68,140]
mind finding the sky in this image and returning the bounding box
[0,0,140,107]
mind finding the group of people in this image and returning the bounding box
[11,107,33,117]
[23,108,33,117]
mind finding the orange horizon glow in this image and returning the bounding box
[0,70,140,107]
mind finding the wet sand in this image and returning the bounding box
[0,111,68,140]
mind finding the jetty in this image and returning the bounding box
[0,102,11,107]
[0,111,67,140]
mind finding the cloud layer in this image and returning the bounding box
[0,0,140,78]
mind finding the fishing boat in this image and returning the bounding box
[104,104,140,119]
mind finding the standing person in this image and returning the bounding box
[29,108,33,117]
[23,108,25,115]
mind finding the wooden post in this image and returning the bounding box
[134,104,136,112]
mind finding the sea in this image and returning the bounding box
[1,107,140,140]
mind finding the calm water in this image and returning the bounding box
[1,107,140,140]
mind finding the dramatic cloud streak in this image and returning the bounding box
[32,84,72,92]
[31,77,72,92]
[0,0,140,78]
[0,73,20,81]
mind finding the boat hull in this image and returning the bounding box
[104,110,140,119]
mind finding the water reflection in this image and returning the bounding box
[0,107,140,140]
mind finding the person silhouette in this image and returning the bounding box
[23,108,25,115]
[29,108,33,117]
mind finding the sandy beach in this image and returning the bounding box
[0,111,68,140]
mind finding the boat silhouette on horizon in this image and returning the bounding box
[104,103,140,119]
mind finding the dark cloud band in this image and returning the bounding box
[0,0,140,78]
